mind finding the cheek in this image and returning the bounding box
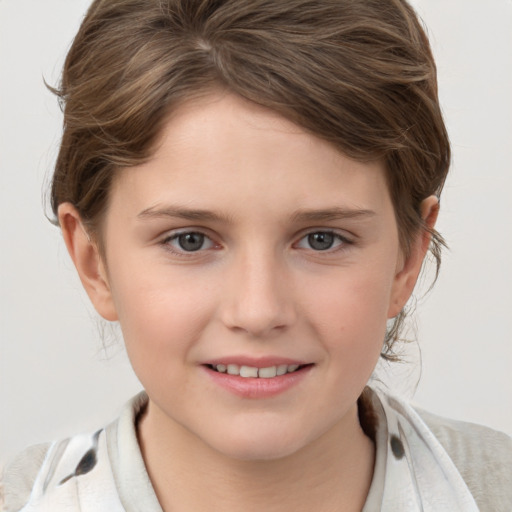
[107,259,217,363]
[301,264,394,360]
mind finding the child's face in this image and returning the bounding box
[70,93,424,460]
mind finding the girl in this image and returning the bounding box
[2,0,511,510]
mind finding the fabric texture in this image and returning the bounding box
[2,388,511,511]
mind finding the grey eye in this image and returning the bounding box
[177,232,206,251]
[163,231,216,254]
[307,232,335,251]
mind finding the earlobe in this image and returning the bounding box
[388,195,440,318]
[58,203,118,321]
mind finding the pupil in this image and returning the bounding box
[178,233,204,251]
[308,232,334,250]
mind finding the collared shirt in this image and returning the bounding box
[3,387,512,511]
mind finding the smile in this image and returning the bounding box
[203,361,313,398]
[207,363,306,378]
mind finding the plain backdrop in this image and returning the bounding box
[1,0,511,467]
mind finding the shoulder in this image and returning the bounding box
[416,408,512,512]
[2,429,116,511]
[1,393,148,512]
[1,442,51,512]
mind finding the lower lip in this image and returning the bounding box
[203,365,313,399]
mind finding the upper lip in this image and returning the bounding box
[203,356,310,368]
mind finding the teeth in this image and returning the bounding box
[227,364,239,375]
[258,366,277,379]
[276,364,288,376]
[214,364,303,378]
[240,365,258,378]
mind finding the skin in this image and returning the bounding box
[59,92,438,511]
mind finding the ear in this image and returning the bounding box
[58,203,118,321]
[388,195,439,318]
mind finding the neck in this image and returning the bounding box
[137,400,375,512]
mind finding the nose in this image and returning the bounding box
[220,249,296,338]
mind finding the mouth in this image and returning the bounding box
[202,359,314,398]
[205,363,313,378]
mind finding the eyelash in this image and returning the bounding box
[160,231,217,256]
[294,230,352,253]
[159,229,353,257]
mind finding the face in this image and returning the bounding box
[64,93,426,461]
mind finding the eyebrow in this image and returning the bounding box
[137,206,232,223]
[137,205,376,223]
[290,207,376,223]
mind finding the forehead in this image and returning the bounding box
[109,92,393,221]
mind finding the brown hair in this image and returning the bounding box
[50,0,450,358]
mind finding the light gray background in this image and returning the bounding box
[1,0,511,468]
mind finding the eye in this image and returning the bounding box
[164,231,215,253]
[295,231,349,251]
